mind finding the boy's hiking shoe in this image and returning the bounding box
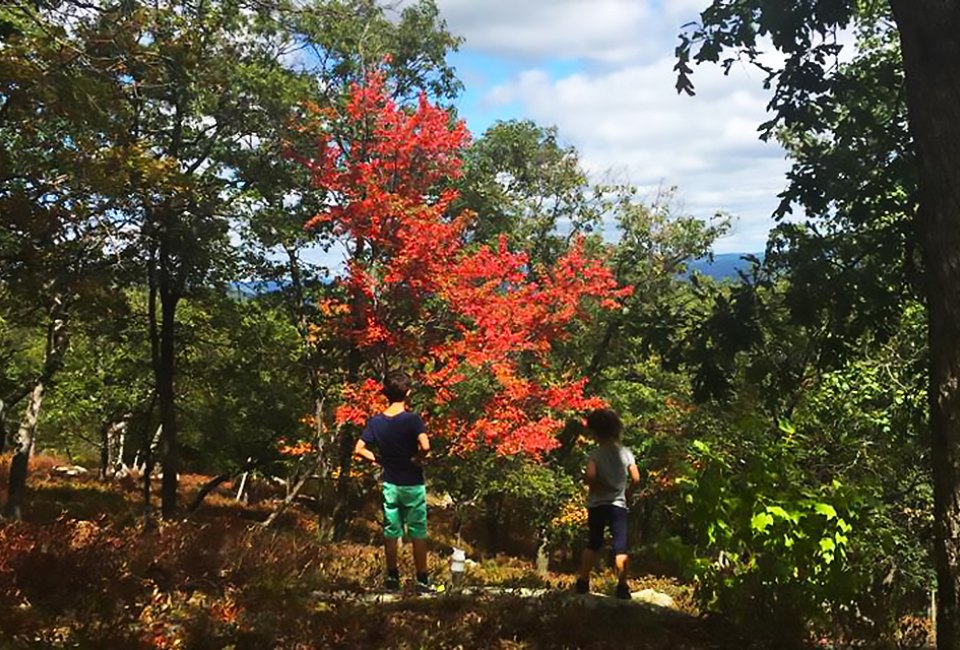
[615,583,632,600]
[384,576,401,592]
[575,578,589,595]
[415,579,438,595]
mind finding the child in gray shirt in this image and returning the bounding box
[576,408,640,599]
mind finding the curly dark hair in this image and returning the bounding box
[585,408,623,443]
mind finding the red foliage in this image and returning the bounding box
[335,378,388,427]
[295,70,629,457]
[295,70,470,356]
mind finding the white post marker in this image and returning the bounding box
[450,547,466,589]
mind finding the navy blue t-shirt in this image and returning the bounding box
[360,411,426,486]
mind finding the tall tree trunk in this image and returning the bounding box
[158,286,179,518]
[0,399,6,455]
[145,252,161,528]
[1,380,46,460]
[148,224,182,520]
[99,419,112,481]
[331,424,356,540]
[286,245,327,470]
[586,313,622,381]
[141,424,161,529]
[332,239,368,541]
[285,246,334,535]
[6,383,45,521]
[890,3,960,648]
[4,297,69,520]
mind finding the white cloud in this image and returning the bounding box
[436,0,711,63]
[435,0,798,253]
[483,55,790,252]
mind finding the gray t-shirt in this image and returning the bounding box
[587,444,636,509]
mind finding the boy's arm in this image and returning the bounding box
[354,438,377,465]
[417,432,430,453]
[412,432,430,465]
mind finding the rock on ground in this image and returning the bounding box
[632,588,676,609]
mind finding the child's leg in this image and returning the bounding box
[385,537,400,572]
[609,506,630,586]
[579,506,605,584]
[412,538,428,574]
[614,553,629,584]
[578,548,598,582]
[401,485,429,581]
[382,483,404,576]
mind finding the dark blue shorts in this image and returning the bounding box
[587,505,629,554]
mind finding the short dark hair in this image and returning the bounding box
[382,371,412,403]
[585,408,622,443]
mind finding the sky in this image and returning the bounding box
[432,0,792,254]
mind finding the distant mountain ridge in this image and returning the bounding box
[686,253,759,281]
[230,253,759,296]
[231,280,286,297]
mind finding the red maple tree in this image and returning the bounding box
[293,70,630,457]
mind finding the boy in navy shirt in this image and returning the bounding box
[354,371,432,592]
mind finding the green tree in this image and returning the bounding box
[456,119,597,267]
[581,186,729,384]
[677,2,960,645]
[175,292,305,476]
[1,0,464,522]
[0,0,131,518]
[36,291,152,477]
[669,265,930,642]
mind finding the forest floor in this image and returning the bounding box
[0,455,771,649]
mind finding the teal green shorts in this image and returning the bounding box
[382,482,427,539]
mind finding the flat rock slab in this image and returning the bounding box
[311,586,678,610]
[312,591,413,604]
[574,592,679,612]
